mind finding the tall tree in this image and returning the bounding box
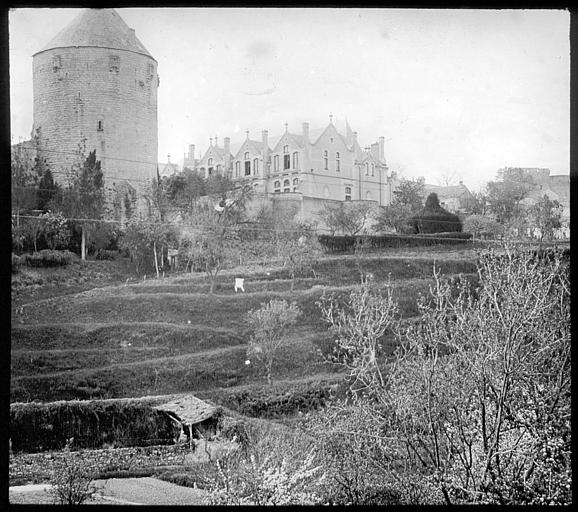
[375,177,426,234]
[486,168,535,224]
[61,145,105,260]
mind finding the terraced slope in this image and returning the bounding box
[11,252,478,405]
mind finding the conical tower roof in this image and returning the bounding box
[34,8,155,61]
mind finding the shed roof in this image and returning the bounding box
[152,395,218,426]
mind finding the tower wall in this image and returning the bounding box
[33,45,158,206]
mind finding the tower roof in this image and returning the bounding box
[35,8,155,61]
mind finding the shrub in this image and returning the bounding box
[47,441,97,505]
[23,249,77,267]
[94,248,118,260]
[12,253,22,273]
[317,233,472,252]
[411,194,462,234]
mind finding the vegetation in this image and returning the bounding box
[246,299,302,385]
[412,192,462,233]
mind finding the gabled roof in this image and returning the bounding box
[424,183,473,199]
[311,121,350,149]
[36,8,155,61]
[234,138,270,158]
[271,131,305,152]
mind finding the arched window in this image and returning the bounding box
[97,120,104,131]
[336,152,340,171]
[365,162,369,175]
[274,180,281,193]
[244,153,251,175]
[323,150,328,170]
[253,158,259,174]
[235,161,240,177]
[208,158,213,166]
[345,186,352,201]
[283,145,289,153]
[283,179,290,193]
[371,164,375,176]
[292,178,299,192]
[274,155,279,171]
[292,152,299,169]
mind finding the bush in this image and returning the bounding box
[47,442,97,505]
[317,233,472,252]
[94,249,118,260]
[411,193,463,233]
[23,249,77,267]
[12,253,22,273]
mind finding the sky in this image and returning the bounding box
[9,7,570,191]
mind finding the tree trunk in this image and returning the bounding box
[153,241,160,278]
[209,277,215,294]
[81,227,86,260]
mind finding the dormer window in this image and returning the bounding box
[109,55,120,73]
[365,163,369,175]
[284,153,290,170]
[292,152,299,169]
[323,150,328,170]
[52,55,62,72]
[371,164,375,176]
[253,158,259,174]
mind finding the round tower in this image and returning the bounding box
[32,9,158,214]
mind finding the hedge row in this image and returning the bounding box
[21,249,77,267]
[318,232,473,252]
[10,398,179,453]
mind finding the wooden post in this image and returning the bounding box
[188,424,193,451]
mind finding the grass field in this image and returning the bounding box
[11,247,480,445]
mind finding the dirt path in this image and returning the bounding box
[9,477,208,505]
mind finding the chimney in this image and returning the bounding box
[379,136,385,161]
[188,144,195,160]
[302,122,309,144]
[353,131,358,146]
[224,137,230,155]
[262,130,268,147]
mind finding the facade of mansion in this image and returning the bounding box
[183,118,399,209]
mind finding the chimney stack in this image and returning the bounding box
[224,137,230,155]
[262,130,268,147]
[188,144,195,160]
[379,136,385,161]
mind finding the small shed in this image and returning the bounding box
[153,395,220,450]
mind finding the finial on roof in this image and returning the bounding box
[284,122,288,132]
[215,136,218,146]
[167,154,171,163]
[246,129,249,139]
[210,138,213,146]
[329,113,333,124]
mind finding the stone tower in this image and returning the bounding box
[32,8,158,214]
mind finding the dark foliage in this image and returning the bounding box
[411,193,463,233]
[23,250,77,267]
[10,399,178,453]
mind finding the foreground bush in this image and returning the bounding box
[12,253,22,273]
[312,245,571,505]
[23,249,77,267]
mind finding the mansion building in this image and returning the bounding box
[183,118,399,210]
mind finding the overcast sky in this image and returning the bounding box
[9,8,570,191]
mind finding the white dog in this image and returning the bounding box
[234,278,245,293]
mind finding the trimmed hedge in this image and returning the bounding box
[10,398,178,453]
[23,249,77,267]
[318,233,473,252]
